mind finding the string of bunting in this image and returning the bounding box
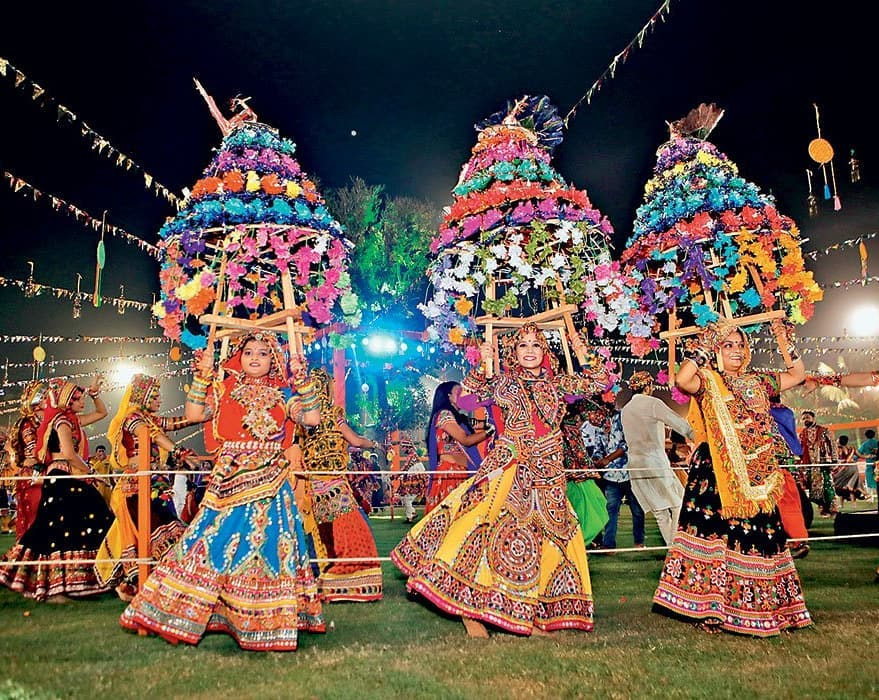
[3,170,159,257]
[0,56,179,207]
[0,274,149,311]
[1,350,181,371]
[804,231,877,261]
[563,0,674,127]
[0,335,170,344]
[1,363,190,394]
[825,275,879,290]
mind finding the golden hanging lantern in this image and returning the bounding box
[808,137,834,164]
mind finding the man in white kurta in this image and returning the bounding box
[620,372,694,545]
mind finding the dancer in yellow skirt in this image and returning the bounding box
[392,323,609,636]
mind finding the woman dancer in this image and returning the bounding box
[120,332,325,650]
[96,373,199,600]
[0,378,112,601]
[7,381,48,539]
[424,381,488,514]
[392,323,608,637]
[653,320,812,636]
[298,368,383,602]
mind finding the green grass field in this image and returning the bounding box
[1,505,878,700]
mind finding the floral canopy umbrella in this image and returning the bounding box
[420,95,650,363]
[153,84,360,349]
[622,104,823,357]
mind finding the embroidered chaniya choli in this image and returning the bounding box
[298,370,382,602]
[120,346,324,651]
[392,363,606,635]
[96,375,192,597]
[0,381,113,600]
[653,357,812,636]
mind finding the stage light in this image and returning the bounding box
[109,363,144,387]
[848,305,879,336]
[364,333,398,356]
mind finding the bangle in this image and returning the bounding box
[296,380,320,411]
[187,374,211,405]
[88,390,100,398]
[684,346,710,367]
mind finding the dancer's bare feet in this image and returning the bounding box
[531,626,552,637]
[462,617,489,638]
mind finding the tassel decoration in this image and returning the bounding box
[93,211,107,308]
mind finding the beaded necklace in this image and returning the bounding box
[230,376,285,441]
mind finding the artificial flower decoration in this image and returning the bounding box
[420,95,651,354]
[155,105,360,347]
[621,104,822,354]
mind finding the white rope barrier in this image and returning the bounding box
[2,461,872,481]
[3,530,877,567]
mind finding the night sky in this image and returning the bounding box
[1,0,877,399]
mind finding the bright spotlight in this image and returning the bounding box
[364,333,398,356]
[109,363,145,387]
[848,305,879,336]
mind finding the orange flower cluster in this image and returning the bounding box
[445,181,591,222]
[188,171,321,202]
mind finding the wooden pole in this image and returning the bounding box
[667,306,678,387]
[135,469,150,621]
[746,264,793,366]
[280,270,304,357]
[484,278,496,378]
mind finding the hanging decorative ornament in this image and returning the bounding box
[93,211,107,308]
[149,293,158,329]
[24,261,35,298]
[830,160,842,211]
[808,104,839,206]
[169,345,182,362]
[806,169,818,217]
[117,284,126,315]
[860,240,869,283]
[72,273,82,319]
[850,148,861,183]
[32,345,46,363]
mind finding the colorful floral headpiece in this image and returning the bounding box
[129,373,160,408]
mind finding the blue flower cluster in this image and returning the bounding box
[629,163,768,243]
[452,159,557,196]
[224,124,297,156]
[158,195,341,240]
